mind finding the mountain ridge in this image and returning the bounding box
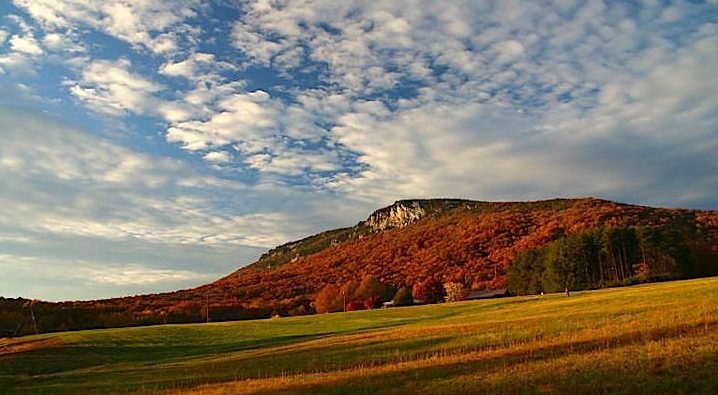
[246,197,605,272]
[3,197,718,336]
[209,196,717,305]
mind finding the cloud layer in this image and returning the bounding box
[1,0,717,299]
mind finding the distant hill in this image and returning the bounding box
[3,197,718,335]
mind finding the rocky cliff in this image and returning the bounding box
[364,199,473,231]
[250,199,475,270]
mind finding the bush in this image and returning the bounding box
[354,275,394,307]
[443,282,467,302]
[391,287,413,306]
[412,278,445,303]
[622,276,643,286]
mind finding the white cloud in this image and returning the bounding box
[660,6,682,22]
[167,90,281,151]
[89,265,212,286]
[9,34,43,55]
[165,89,349,178]
[493,40,525,61]
[0,52,33,73]
[0,18,45,74]
[0,106,372,250]
[69,58,163,116]
[42,32,85,53]
[0,107,375,301]
[159,52,235,81]
[41,33,65,50]
[7,1,718,198]
[224,0,704,109]
[0,253,222,300]
[203,151,231,163]
[12,0,202,54]
[325,28,718,207]
[0,254,212,286]
[181,80,247,108]
[243,146,342,176]
[215,0,718,204]
[69,55,245,124]
[160,52,213,78]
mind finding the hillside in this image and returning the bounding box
[204,197,718,311]
[2,278,718,394]
[2,197,718,335]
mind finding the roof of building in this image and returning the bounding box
[466,289,510,300]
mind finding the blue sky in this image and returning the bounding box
[1,0,717,301]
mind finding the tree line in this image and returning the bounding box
[507,226,718,295]
[313,275,414,313]
[313,274,478,313]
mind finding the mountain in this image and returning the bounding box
[3,197,718,335]
[205,197,718,306]
[247,198,475,271]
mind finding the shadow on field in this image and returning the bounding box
[4,317,451,394]
[1,333,328,375]
[233,320,718,395]
[5,292,710,394]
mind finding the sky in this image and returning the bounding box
[1,0,717,301]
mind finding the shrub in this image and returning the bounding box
[443,282,467,302]
[413,278,445,303]
[391,287,413,306]
[354,275,394,307]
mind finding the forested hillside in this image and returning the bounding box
[3,198,718,336]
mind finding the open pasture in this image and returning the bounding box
[2,278,717,394]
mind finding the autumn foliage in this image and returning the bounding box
[443,282,467,302]
[314,284,343,313]
[3,198,718,336]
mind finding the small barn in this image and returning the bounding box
[465,289,511,300]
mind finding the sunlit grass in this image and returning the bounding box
[2,278,717,394]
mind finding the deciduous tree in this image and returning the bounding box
[314,284,342,313]
[443,282,467,302]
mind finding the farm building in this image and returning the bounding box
[465,289,511,300]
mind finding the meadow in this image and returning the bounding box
[2,277,717,394]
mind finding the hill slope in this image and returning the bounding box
[2,278,718,394]
[203,197,718,310]
[2,197,718,334]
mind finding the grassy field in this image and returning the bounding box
[2,278,718,394]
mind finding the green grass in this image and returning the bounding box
[2,278,718,394]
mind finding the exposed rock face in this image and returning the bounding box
[365,201,428,231]
[249,199,474,271]
[364,199,473,231]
